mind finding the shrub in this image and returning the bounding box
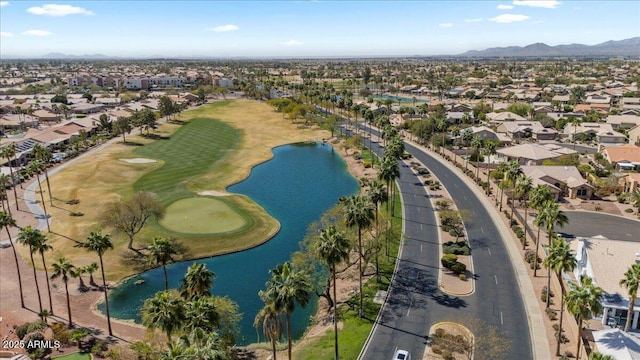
[541,286,554,302]
[70,212,84,217]
[441,254,458,269]
[363,161,371,168]
[431,344,442,354]
[91,338,108,357]
[442,349,455,360]
[626,208,634,213]
[14,320,47,340]
[564,350,574,358]
[547,309,558,321]
[435,200,451,210]
[524,250,536,264]
[429,183,441,190]
[451,262,467,274]
[459,273,466,280]
[26,333,49,357]
[443,241,471,255]
[51,322,71,345]
[434,328,446,338]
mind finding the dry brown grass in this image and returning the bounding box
[29,100,330,282]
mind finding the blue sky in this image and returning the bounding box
[1,1,638,58]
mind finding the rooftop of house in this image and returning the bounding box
[496,143,577,160]
[521,165,590,189]
[602,144,640,164]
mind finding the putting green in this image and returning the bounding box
[159,197,247,234]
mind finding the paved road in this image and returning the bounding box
[350,125,533,360]
[561,211,640,241]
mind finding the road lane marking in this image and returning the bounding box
[500,312,504,325]
[488,248,492,256]
[407,299,413,316]
[420,244,423,252]
[420,224,423,230]
[481,227,485,234]
[417,207,421,212]
[495,275,498,285]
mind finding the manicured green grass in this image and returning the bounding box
[159,197,247,234]
[52,352,91,360]
[133,115,241,205]
[293,184,403,360]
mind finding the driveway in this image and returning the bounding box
[559,211,640,241]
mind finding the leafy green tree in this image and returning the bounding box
[263,262,312,360]
[316,225,351,360]
[543,238,577,356]
[179,262,215,301]
[76,231,114,336]
[141,290,185,343]
[506,102,533,118]
[114,116,132,143]
[620,263,640,332]
[0,211,23,307]
[565,275,603,359]
[341,194,374,318]
[535,200,569,307]
[97,114,112,133]
[50,257,75,327]
[588,352,616,360]
[17,226,45,313]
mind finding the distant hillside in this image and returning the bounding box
[460,37,640,57]
[40,52,117,59]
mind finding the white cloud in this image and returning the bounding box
[208,24,239,32]
[464,18,483,22]
[489,14,530,23]
[282,40,302,46]
[0,2,9,8]
[0,32,15,37]
[439,23,453,28]
[497,4,514,9]
[27,4,94,16]
[513,0,560,9]
[22,30,52,36]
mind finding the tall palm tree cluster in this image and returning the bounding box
[140,262,240,359]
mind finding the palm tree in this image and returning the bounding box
[0,144,19,210]
[620,263,640,332]
[27,160,50,232]
[0,174,13,216]
[141,290,185,343]
[495,161,509,211]
[263,262,311,360]
[377,157,400,216]
[341,194,374,318]
[483,142,497,196]
[147,237,181,291]
[529,185,553,277]
[183,296,220,333]
[316,225,351,360]
[84,262,98,287]
[544,238,577,356]
[535,200,569,307]
[0,211,24,307]
[471,135,483,180]
[571,117,581,150]
[565,275,603,360]
[179,262,215,300]
[629,190,640,214]
[32,144,54,206]
[504,161,523,220]
[255,294,283,360]
[17,226,45,313]
[30,229,54,315]
[70,266,87,290]
[515,175,533,249]
[51,257,75,328]
[76,231,114,336]
[588,352,615,360]
[367,179,388,269]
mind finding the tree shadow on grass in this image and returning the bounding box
[121,141,144,147]
[141,134,170,140]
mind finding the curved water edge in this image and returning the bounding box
[99,142,359,346]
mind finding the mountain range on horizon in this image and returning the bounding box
[458,37,640,57]
[4,37,640,60]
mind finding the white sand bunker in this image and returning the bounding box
[121,158,157,164]
[198,190,232,197]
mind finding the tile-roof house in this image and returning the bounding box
[496,143,577,165]
[521,165,593,199]
[572,236,640,331]
[601,144,640,171]
[620,173,640,194]
[563,122,627,145]
[606,115,640,130]
[459,126,511,144]
[628,125,640,145]
[496,120,557,141]
[486,111,527,122]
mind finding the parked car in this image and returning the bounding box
[392,349,410,360]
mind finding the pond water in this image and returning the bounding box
[101,142,359,345]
